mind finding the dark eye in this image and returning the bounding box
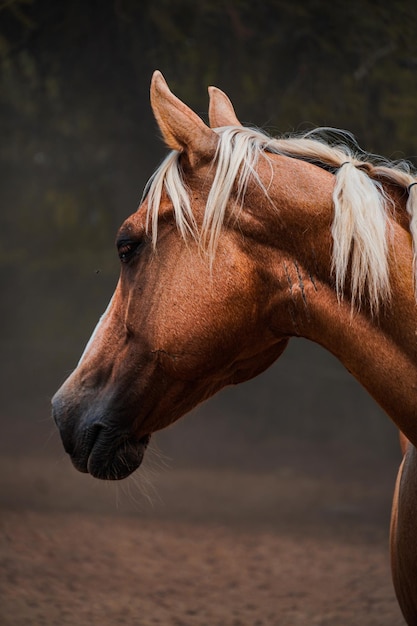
[117,240,140,264]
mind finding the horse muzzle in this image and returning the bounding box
[51,387,151,480]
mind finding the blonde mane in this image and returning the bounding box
[144,125,417,311]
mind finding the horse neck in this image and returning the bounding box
[253,154,417,441]
[294,206,417,446]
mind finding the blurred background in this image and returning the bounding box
[2,0,417,494]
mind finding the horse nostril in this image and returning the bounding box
[86,422,105,447]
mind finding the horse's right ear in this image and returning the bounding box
[208,86,241,128]
[150,71,218,164]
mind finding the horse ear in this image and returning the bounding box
[150,71,217,163]
[208,86,241,128]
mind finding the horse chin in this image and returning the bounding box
[75,432,151,481]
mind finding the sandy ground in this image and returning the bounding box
[0,441,407,626]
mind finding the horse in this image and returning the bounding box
[52,71,417,624]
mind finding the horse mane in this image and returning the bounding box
[144,125,417,311]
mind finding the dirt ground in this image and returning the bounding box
[0,437,407,626]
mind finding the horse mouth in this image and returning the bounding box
[71,426,151,480]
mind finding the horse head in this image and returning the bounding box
[52,72,294,479]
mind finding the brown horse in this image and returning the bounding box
[52,71,417,624]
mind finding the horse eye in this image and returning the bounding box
[117,240,139,264]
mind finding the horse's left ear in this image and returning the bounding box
[208,86,241,128]
[150,71,218,164]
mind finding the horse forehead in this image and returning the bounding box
[136,191,179,221]
[133,200,149,222]
[122,205,147,231]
